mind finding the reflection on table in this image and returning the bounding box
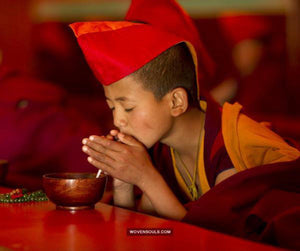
[0,187,282,251]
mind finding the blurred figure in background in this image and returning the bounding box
[31,22,100,95]
[31,21,112,128]
[199,14,300,142]
[221,15,289,115]
[0,22,113,190]
[0,67,108,190]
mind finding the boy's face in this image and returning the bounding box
[103,76,173,148]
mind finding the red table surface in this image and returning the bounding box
[0,187,283,251]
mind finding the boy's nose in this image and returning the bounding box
[113,114,127,129]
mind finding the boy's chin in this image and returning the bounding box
[143,140,158,149]
[135,136,155,149]
[144,143,153,149]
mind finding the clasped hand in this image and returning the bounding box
[82,130,155,189]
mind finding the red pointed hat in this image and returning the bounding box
[125,0,215,86]
[70,0,214,99]
[70,21,195,85]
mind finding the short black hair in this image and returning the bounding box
[131,42,198,106]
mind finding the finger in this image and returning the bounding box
[84,138,123,160]
[87,157,113,176]
[106,134,114,140]
[117,133,141,147]
[82,145,116,166]
[109,130,120,141]
[82,138,89,145]
[110,129,119,136]
[89,135,124,152]
[83,139,109,156]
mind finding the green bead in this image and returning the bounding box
[0,189,47,203]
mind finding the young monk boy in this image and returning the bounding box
[71,0,300,222]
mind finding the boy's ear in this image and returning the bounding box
[169,87,189,117]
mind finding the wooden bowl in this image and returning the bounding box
[43,172,107,210]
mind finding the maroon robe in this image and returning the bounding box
[183,157,300,250]
[150,97,300,249]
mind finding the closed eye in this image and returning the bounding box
[125,108,134,112]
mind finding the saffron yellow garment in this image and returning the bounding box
[171,102,300,201]
[222,102,300,172]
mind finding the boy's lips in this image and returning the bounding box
[121,131,143,143]
[120,130,132,136]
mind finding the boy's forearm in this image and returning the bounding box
[139,170,187,220]
[113,179,135,209]
[137,193,156,215]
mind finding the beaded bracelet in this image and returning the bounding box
[0,188,48,203]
